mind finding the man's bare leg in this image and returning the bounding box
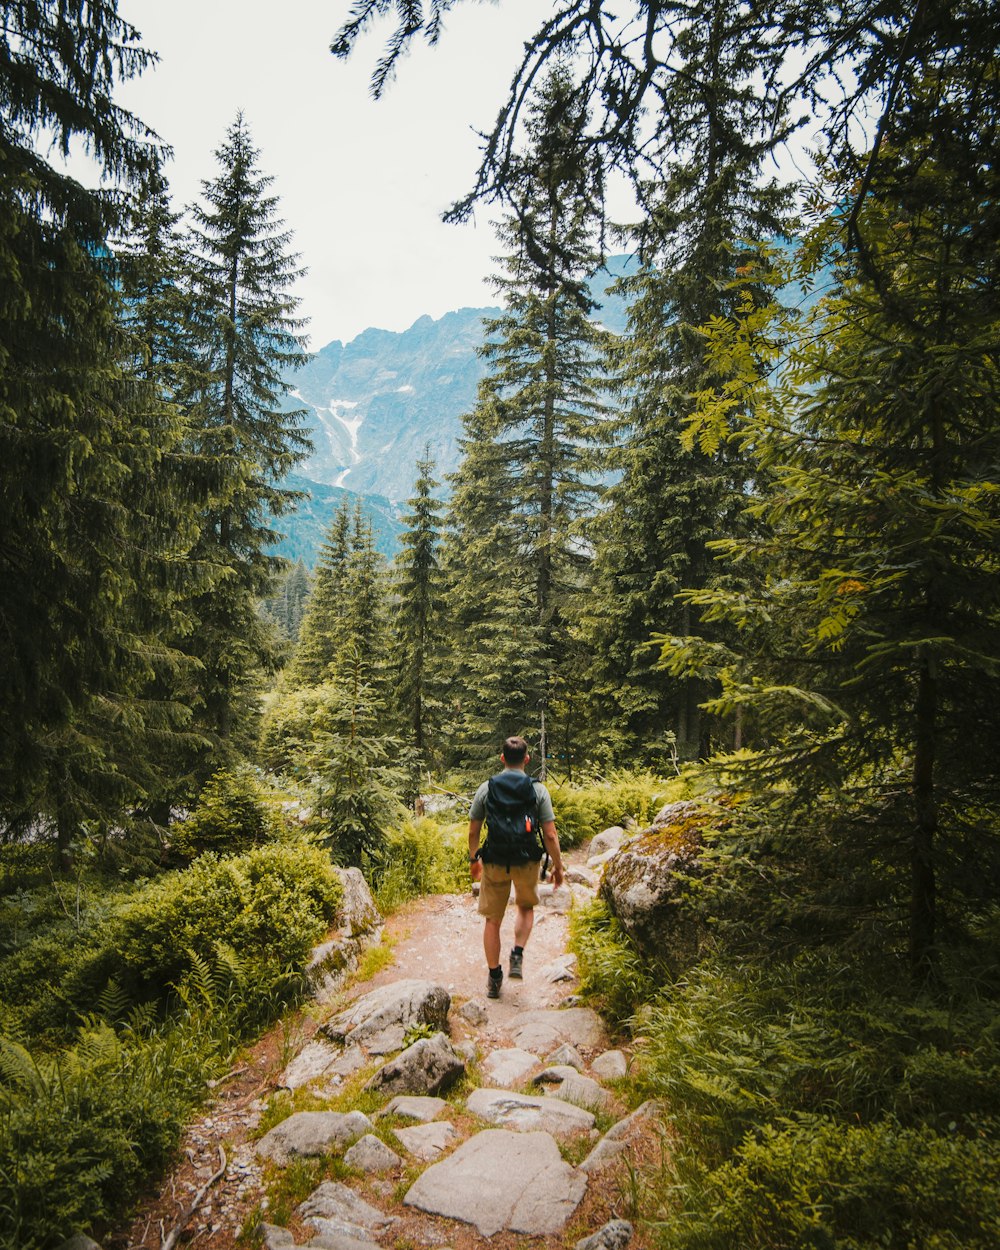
[484,917,502,969]
[514,904,534,949]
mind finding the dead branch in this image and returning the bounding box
[160,1145,227,1250]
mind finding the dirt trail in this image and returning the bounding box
[119,849,653,1250]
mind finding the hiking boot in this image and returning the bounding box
[509,948,524,979]
[487,969,503,999]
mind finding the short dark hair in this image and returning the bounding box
[501,736,529,766]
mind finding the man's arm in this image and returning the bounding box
[468,818,483,881]
[541,819,564,887]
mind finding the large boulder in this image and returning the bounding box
[599,799,710,972]
[334,866,382,936]
[306,869,383,1002]
[320,978,451,1051]
[365,1032,465,1097]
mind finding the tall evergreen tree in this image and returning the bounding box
[389,449,445,763]
[181,113,310,764]
[445,67,609,770]
[582,5,792,764]
[0,3,198,863]
[667,58,1000,976]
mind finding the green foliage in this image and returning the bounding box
[549,771,681,848]
[171,766,282,858]
[634,952,1000,1249]
[367,816,468,913]
[659,1119,1000,1250]
[569,897,656,1029]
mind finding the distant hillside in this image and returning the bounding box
[269,473,402,568]
[286,255,638,505]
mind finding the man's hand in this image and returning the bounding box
[470,858,482,882]
[549,862,564,888]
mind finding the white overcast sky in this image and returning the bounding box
[114,0,545,349]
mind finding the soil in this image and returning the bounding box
[114,848,659,1250]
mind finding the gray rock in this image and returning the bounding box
[566,866,599,888]
[510,1006,605,1052]
[454,1039,478,1062]
[576,1218,635,1250]
[538,882,574,912]
[328,1046,368,1077]
[543,1072,610,1111]
[600,803,707,972]
[378,1094,447,1122]
[587,846,620,871]
[467,1087,595,1136]
[547,1041,584,1069]
[533,1063,581,1084]
[298,1181,397,1242]
[481,1047,540,1087]
[652,799,697,827]
[404,1129,587,1236]
[363,1024,406,1054]
[456,998,488,1026]
[307,934,366,1002]
[57,1239,102,1250]
[334,865,382,936]
[366,1031,465,1097]
[538,953,577,983]
[278,1040,340,1089]
[256,1110,372,1165]
[394,1120,457,1161]
[261,1227,295,1250]
[321,979,451,1049]
[589,825,626,857]
[591,1048,628,1079]
[579,1135,628,1174]
[605,1099,661,1141]
[307,1234,381,1250]
[343,1133,401,1172]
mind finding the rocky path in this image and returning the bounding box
[115,846,655,1250]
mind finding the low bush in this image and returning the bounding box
[568,896,657,1030]
[548,770,684,848]
[366,817,467,913]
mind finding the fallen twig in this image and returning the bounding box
[160,1145,227,1250]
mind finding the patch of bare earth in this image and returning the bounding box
[116,848,661,1250]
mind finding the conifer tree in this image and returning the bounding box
[668,60,1000,976]
[445,67,609,770]
[582,6,791,764]
[389,450,446,763]
[181,113,310,764]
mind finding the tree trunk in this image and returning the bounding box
[910,650,938,979]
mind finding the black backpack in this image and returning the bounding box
[480,771,544,867]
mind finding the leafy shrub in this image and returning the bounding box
[568,896,657,1029]
[367,817,467,913]
[658,1119,1000,1250]
[548,770,683,847]
[171,766,281,859]
[0,1020,211,1250]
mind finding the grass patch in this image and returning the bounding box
[355,933,397,982]
[261,1154,353,1225]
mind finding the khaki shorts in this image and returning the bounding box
[477,860,541,921]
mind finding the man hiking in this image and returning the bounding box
[468,735,565,999]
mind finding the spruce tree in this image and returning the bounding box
[181,113,310,763]
[444,67,609,771]
[583,6,792,764]
[389,450,446,764]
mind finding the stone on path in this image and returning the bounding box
[587,846,619,871]
[510,1006,605,1052]
[278,1040,339,1089]
[538,882,574,913]
[534,1063,581,1084]
[378,1094,447,1122]
[576,1218,635,1250]
[467,1087,595,1135]
[580,1100,661,1173]
[328,1046,368,1078]
[605,1099,660,1140]
[404,1129,587,1236]
[256,1111,372,1165]
[591,1048,628,1079]
[456,998,487,1026]
[57,1239,102,1250]
[321,979,450,1050]
[393,1120,457,1161]
[481,1046,540,1087]
[565,866,599,889]
[366,1032,465,1097]
[547,1041,584,1070]
[262,1227,295,1249]
[538,953,578,983]
[543,1072,610,1111]
[589,826,626,857]
[343,1133,401,1172]
[298,1181,397,1242]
